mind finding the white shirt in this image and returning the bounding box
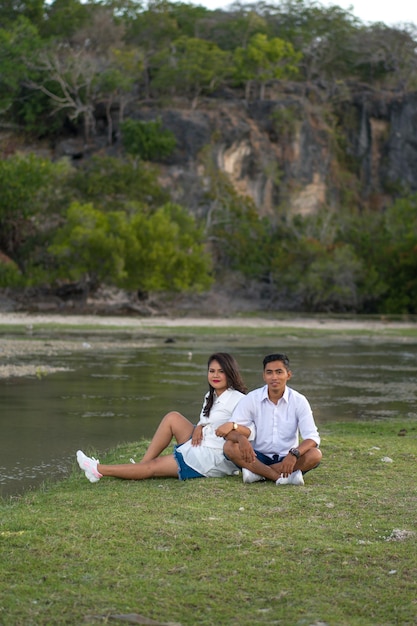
[197,388,247,449]
[232,385,320,457]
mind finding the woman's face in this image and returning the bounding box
[207,359,228,395]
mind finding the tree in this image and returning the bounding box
[48,202,130,291]
[0,18,41,118]
[41,0,92,40]
[335,209,388,312]
[49,201,212,294]
[294,243,364,312]
[97,47,143,144]
[69,155,169,211]
[233,33,302,100]
[125,0,179,98]
[24,43,102,141]
[205,167,273,280]
[124,202,212,292]
[351,25,417,89]
[0,0,45,29]
[152,35,231,108]
[121,118,176,161]
[198,7,268,52]
[378,195,417,313]
[259,0,361,83]
[0,153,71,271]
[22,7,127,140]
[164,2,211,39]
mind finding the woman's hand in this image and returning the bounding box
[191,424,204,446]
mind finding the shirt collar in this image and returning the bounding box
[262,384,289,403]
[214,388,232,404]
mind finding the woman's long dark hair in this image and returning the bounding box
[203,353,247,417]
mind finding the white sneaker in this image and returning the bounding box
[242,468,265,484]
[276,470,304,486]
[76,450,102,483]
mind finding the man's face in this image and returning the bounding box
[263,360,292,395]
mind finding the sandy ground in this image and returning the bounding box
[1,311,416,379]
[1,311,416,330]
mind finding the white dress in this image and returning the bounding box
[175,388,249,478]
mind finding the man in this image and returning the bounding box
[224,353,322,486]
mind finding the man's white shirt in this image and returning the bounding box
[232,385,320,457]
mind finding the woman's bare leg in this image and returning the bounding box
[98,454,180,480]
[140,411,194,462]
[77,412,195,482]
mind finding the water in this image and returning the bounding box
[1,338,416,498]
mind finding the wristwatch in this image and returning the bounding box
[232,422,238,430]
[289,447,300,459]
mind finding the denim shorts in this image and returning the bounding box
[254,451,286,465]
[173,445,205,480]
[255,450,319,474]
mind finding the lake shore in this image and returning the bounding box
[1,311,416,379]
[1,310,417,330]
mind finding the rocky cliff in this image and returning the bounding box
[122,82,417,218]
[11,81,417,220]
[3,82,417,315]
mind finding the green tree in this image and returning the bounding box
[125,0,179,98]
[0,154,71,271]
[294,242,364,312]
[124,202,212,292]
[97,47,143,144]
[378,195,417,313]
[153,35,231,108]
[48,202,129,291]
[200,8,268,52]
[335,209,388,312]
[0,0,45,29]
[49,201,212,294]
[0,18,41,118]
[41,0,94,40]
[121,118,176,162]
[205,168,272,280]
[261,0,361,82]
[233,33,302,99]
[165,2,211,39]
[69,155,169,211]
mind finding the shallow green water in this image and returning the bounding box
[1,337,416,497]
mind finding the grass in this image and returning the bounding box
[1,419,416,626]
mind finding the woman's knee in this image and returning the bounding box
[163,410,186,423]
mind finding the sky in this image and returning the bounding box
[193,0,417,27]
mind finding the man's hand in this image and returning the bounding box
[237,435,256,464]
[215,422,234,439]
[278,454,297,478]
[191,424,204,446]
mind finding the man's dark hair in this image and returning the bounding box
[263,353,290,370]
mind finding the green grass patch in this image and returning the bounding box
[1,421,417,625]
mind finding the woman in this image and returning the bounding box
[76,352,252,482]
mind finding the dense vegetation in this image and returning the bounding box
[1,0,417,313]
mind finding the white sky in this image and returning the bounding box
[194,0,417,27]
